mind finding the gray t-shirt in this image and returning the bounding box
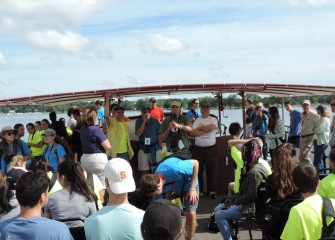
[45,189,96,228]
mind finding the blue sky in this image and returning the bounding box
[0,0,335,100]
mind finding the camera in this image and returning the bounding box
[146,113,150,119]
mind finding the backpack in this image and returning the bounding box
[207,211,219,233]
[321,197,335,239]
[257,197,303,239]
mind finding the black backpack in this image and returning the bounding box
[207,211,219,233]
[321,197,335,239]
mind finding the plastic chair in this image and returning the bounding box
[57,218,86,240]
[233,185,267,240]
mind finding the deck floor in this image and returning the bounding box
[189,194,263,240]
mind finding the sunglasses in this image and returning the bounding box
[5,132,15,136]
[117,111,124,113]
[331,103,335,106]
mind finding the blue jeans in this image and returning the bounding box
[214,203,243,240]
[313,139,327,172]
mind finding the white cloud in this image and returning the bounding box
[0,0,109,26]
[25,30,91,54]
[146,34,187,53]
[0,53,9,66]
[0,0,111,55]
[280,0,330,6]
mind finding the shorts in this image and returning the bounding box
[164,185,199,212]
[138,149,161,171]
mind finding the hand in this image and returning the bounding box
[105,92,113,99]
[186,190,199,205]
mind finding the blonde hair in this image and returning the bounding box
[9,155,26,170]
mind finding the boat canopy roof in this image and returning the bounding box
[1,83,335,106]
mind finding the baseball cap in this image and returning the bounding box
[42,128,56,136]
[170,100,181,107]
[302,100,311,105]
[141,106,150,112]
[149,97,157,102]
[141,199,182,239]
[104,158,135,194]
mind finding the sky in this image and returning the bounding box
[1,0,335,100]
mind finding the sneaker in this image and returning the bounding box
[210,192,217,199]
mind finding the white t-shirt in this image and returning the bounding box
[193,116,218,147]
[66,117,76,129]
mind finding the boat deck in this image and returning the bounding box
[191,194,263,240]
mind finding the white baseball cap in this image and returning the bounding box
[104,158,136,194]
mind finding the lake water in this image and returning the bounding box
[0,108,296,141]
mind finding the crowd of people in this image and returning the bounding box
[0,96,335,240]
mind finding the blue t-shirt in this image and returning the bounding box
[155,157,198,193]
[0,141,30,174]
[252,114,268,137]
[43,143,66,172]
[97,108,105,127]
[186,108,202,120]
[80,126,107,154]
[0,216,73,240]
[135,118,160,151]
[289,110,301,137]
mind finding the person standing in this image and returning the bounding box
[135,106,161,176]
[159,100,193,153]
[313,105,330,172]
[149,97,165,123]
[80,107,111,187]
[245,98,254,138]
[284,101,301,148]
[252,105,269,160]
[0,126,30,174]
[266,106,286,161]
[299,100,319,163]
[191,102,218,199]
[187,99,202,124]
[26,123,44,162]
[95,100,105,128]
[329,97,335,149]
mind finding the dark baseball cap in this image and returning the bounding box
[141,199,182,239]
[114,106,125,112]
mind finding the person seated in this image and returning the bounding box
[227,137,271,198]
[44,160,97,227]
[281,164,335,239]
[0,170,72,239]
[141,199,184,240]
[0,171,20,222]
[214,139,269,240]
[85,158,144,240]
[29,157,62,194]
[265,143,301,201]
[318,149,335,198]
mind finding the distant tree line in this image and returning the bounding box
[0,94,333,114]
